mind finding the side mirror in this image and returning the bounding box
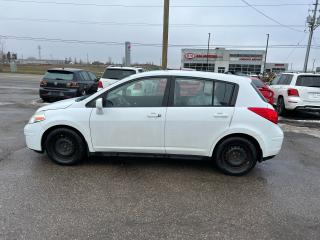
[96,98,103,114]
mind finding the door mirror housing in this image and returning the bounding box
[96,98,103,113]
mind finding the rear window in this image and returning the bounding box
[296,75,320,88]
[43,70,74,81]
[102,69,136,80]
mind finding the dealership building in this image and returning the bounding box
[181,48,288,74]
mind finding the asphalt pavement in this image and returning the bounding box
[0,73,320,240]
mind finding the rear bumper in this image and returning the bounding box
[295,106,320,112]
[39,87,78,100]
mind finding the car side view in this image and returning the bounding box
[25,71,283,176]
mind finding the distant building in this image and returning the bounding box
[265,63,289,73]
[181,48,288,74]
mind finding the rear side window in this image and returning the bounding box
[278,74,293,85]
[79,71,90,81]
[173,78,236,107]
[296,75,320,88]
[102,69,136,80]
[43,70,74,81]
[88,72,97,81]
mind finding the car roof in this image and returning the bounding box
[48,68,84,72]
[124,70,252,85]
[106,66,143,70]
[282,72,320,76]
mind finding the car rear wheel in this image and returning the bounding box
[277,97,286,116]
[214,137,258,176]
[45,128,86,165]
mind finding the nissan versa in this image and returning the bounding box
[24,71,284,176]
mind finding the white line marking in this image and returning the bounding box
[279,123,320,139]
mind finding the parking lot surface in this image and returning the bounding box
[0,73,320,240]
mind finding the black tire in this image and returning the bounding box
[277,97,286,116]
[214,137,258,176]
[45,128,86,165]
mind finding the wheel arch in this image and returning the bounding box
[41,125,90,154]
[211,133,263,162]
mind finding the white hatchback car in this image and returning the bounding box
[98,66,144,90]
[24,71,283,176]
[270,73,320,115]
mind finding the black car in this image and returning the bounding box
[39,68,98,102]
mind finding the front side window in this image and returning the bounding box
[104,77,168,107]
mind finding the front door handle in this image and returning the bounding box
[214,113,229,118]
[147,113,162,118]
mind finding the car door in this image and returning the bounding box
[165,77,237,156]
[89,76,169,153]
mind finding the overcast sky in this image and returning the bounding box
[0,0,319,70]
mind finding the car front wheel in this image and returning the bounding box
[214,137,258,176]
[45,128,86,165]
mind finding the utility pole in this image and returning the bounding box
[303,0,319,72]
[38,45,42,60]
[206,33,211,71]
[86,53,89,64]
[263,34,270,75]
[161,0,170,69]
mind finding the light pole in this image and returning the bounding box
[206,33,211,71]
[263,34,270,75]
[303,0,319,72]
[161,0,170,69]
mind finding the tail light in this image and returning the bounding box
[133,82,142,90]
[66,81,79,88]
[287,88,299,97]
[40,80,47,86]
[248,107,278,124]
[98,80,103,88]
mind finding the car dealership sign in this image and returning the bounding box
[184,53,222,60]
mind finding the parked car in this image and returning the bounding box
[25,71,283,176]
[39,68,98,102]
[250,77,274,104]
[98,66,144,90]
[269,72,320,115]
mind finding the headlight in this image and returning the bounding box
[29,112,46,124]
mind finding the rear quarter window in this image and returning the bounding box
[251,82,267,102]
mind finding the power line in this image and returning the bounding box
[240,0,305,32]
[1,34,319,49]
[0,0,311,8]
[0,16,306,29]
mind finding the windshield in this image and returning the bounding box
[296,75,320,88]
[102,69,136,80]
[43,70,74,81]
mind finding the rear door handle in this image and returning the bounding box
[214,113,229,118]
[147,113,162,118]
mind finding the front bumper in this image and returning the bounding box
[39,87,78,100]
[24,123,45,152]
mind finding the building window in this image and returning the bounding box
[218,67,225,73]
[184,63,215,72]
[228,64,261,75]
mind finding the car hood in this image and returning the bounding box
[37,98,76,112]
